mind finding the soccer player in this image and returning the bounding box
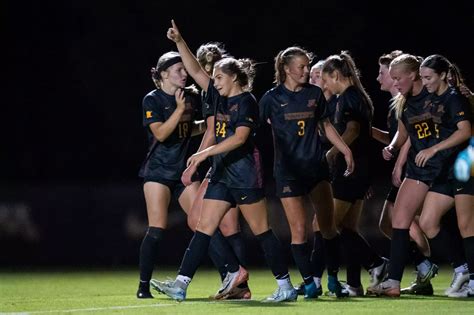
[259,46,354,298]
[367,54,471,297]
[321,51,388,296]
[136,51,203,298]
[151,20,298,303]
[187,42,251,299]
[415,55,472,297]
[374,50,438,296]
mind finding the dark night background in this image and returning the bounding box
[2,0,473,267]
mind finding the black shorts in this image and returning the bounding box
[386,185,400,203]
[332,175,370,203]
[431,177,474,197]
[275,162,330,198]
[204,181,264,208]
[144,176,197,200]
[454,177,474,195]
[404,160,440,186]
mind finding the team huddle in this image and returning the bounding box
[135,20,474,302]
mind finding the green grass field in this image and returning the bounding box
[0,267,472,314]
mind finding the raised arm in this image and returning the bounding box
[167,20,211,91]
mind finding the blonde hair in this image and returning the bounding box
[389,54,423,119]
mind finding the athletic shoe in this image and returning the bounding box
[366,279,400,297]
[327,275,349,297]
[368,257,389,288]
[150,279,186,301]
[219,284,252,300]
[294,282,305,295]
[400,280,434,295]
[445,271,469,296]
[214,266,249,299]
[136,286,153,299]
[303,282,322,299]
[262,287,298,303]
[342,283,364,297]
[448,283,474,298]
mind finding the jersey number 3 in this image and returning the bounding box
[297,120,305,136]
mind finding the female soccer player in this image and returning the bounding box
[374,51,437,296]
[151,20,298,303]
[259,46,354,298]
[321,51,387,296]
[136,51,203,298]
[187,42,251,299]
[416,55,472,297]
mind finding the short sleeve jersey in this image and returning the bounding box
[331,86,372,178]
[259,83,329,180]
[205,80,263,189]
[401,87,449,179]
[430,87,471,179]
[140,88,202,180]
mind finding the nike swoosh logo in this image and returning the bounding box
[280,103,288,107]
[456,188,463,191]
[165,106,170,110]
[241,196,248,200]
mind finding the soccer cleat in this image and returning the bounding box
[262,287,298,303]
[213,266,249,300]
[400,263,438,296]
[418,263,439,283]
[327,275,349,297]
[136,286,153,299]
[294,282,305,295]
[366,279,400,297]
[368,257,389,288]
[303,282,322,299]
[400,280,434,295]
[448,283,474,298]
[445,271,469,296]
[217,284,252,300]
[342,283,364,297]
[150,279,186,301]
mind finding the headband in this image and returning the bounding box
[157,56,182,73]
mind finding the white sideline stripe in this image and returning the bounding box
[1,303,179,314]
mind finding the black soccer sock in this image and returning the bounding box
[428,226,465,268]
[388,228,410,281]
[463,236,474,281]
[226,232,248,267]
[340,228,383,270]
[310,231,325,278]
[208,229,237,280]
[178,231,211,278]
[339,229,362,287]
[346,264,362,288]
[408,241,427,266]
[323,234,341,277]
[139,226,164,283]
[256,229,289,280]
[291,243,313,285]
